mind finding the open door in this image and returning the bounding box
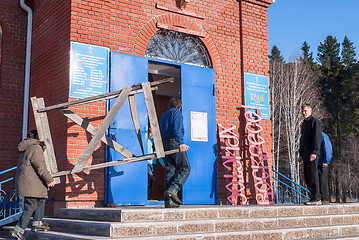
[181,64,217,204]
[106,52,148,205]
[106,54,216,205]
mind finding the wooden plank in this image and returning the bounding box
[128,95,145,155]
[60,109,134,158]
[71,85,132,173]
[38,78,174,113]
[142,82,165,159]
[53,149,179,177]
[31,97,60,184]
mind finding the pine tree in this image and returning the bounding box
[317,36,342,117]
[341,36,359,136]
[300,41,314,66]
[269,45,285,63]
[341,36,357,70]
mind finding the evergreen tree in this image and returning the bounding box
[269,45,285,63]
[317,35,343,201]
[341,36,357,69]
[317,35,359,202]
[300,41,314,66]
[341,36,359,136]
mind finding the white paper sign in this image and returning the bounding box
[191,111,208,142]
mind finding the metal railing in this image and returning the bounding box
[0,166,23,226]
[272,168,310,204]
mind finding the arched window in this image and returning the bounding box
[145,29,212,68]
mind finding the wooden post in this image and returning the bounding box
[31,97,60,184]
[128,95,145,155]
[142,82,165,158]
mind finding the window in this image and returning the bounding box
[146,29,212,68]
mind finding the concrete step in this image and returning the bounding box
[25,230,118,240]
[56,204,359,223]
[45,211,359,238]
[43,217,115,237]
[24,224,359,240]
[7,204,359,239]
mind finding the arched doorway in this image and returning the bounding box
[106,30,217,206]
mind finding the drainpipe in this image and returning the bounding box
[19,0,33,139]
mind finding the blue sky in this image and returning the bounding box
[267,0,359,62]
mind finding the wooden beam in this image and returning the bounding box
[142,82,165,158]
[31,97,60,184]
[60,109,134,158]
[52,149,179,177]
[71,85,132,173]
[128,95,145,155]
[37,78,174,113]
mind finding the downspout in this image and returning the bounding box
[20,0,33,139]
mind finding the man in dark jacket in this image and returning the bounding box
[298,104,322,205]
[10,130,55,240]
[160,97,190,208]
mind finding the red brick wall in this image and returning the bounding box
[27,0,74,212]
[68,0,273,206]
[0,1,27,173]
[1,0,273,210]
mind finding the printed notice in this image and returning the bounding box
[70,42,109,98]
[244,72,270,120]
[191,111,208,142]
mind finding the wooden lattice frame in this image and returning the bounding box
[31,78,178,182]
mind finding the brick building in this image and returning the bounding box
[0,0,274,214]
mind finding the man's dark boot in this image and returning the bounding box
[164,189,182,205]
[164,197,180,208]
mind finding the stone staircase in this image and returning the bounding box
[10,203,359,239]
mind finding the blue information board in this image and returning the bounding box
[244,72,270,120]
[70,42,109,98]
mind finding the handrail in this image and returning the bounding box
[272,176,310,200]
[0,167,17,176]
[271,168,310,204]
[0,166,22,226]
[272,168,310,193]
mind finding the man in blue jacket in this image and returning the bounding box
[318,132,332,205]
[160,96,190,208]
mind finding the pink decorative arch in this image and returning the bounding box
[133,14,221,70]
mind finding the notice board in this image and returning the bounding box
[70,42,109,98]
[244,72,270,120]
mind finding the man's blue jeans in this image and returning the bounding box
[163,139,191,194]
[14,197,45,233]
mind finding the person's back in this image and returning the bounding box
[160,107,184,145]
[159,97,190,208]
[16,138,52,199]
[319,132,332,166]
[10,130,55,240]
[318,132,332,205]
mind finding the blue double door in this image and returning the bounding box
[106,52,216,205]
